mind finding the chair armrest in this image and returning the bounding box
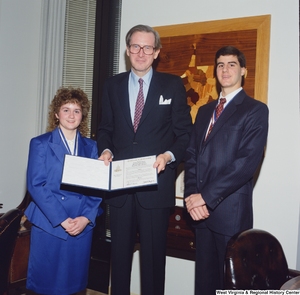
[288,268,300,279]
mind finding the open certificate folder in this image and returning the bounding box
[61,154,158,191]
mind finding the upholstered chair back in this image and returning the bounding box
[224,229,290,290]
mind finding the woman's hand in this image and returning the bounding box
[61,216,90,236]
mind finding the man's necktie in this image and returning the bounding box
[133,78,145,132]
[205,97,226,140]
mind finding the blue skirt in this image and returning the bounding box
[26,225,93,295]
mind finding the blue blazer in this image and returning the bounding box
[97,70,192,209]
[184,90,269,236]
[25,128,102,240]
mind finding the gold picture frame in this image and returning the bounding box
[154,15,271,106]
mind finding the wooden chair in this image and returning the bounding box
[224,228,300,290]
[7,191,32,294]
[0,209,23,295]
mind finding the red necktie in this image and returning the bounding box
[205,98,226,140]
[133,78,144,132]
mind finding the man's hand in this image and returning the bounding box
[153,153,172,173]
[185,193,210,221]
[98,150,113,166]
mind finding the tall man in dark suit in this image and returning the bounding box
[184,46,269,295]
[97,24,192,295]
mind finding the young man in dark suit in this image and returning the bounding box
[184,46,269,295]
[97,24,192,295]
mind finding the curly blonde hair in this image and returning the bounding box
[46,87,90,137]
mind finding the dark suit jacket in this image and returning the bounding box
[98,70,192,209]
[184,89,269,236]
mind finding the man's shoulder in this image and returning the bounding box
[152,71,184,90]
[106,71,129,83]
[154,70,181,81]
[235,89,268,109]
[245,96,268,111]
[198,99,218,111]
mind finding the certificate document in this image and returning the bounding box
[61,154,157,191]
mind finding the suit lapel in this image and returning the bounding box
[204,90,246,143]
[48,128,68,164]
[77,133,93,157]
[198,101,217,145]
[49,128,93,161]
[138,72,161,128]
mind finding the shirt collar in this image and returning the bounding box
[130,67,153,87]
[219,87,243,105]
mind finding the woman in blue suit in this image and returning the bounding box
[25,87,102,295]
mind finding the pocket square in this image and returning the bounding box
[159,95,172,105]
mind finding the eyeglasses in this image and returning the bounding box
[129,44,155,55]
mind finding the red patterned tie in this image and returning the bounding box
[133,78,144,132]
[215,97,226,120]
[205,97,226,140]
